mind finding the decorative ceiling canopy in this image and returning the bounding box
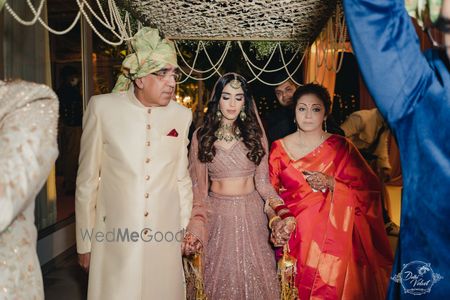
[116,0,337,43]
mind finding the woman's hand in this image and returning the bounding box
[270,217,296,247]
[303,170,334,192]
[182,231,203,256]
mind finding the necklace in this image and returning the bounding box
[215,123,241,142]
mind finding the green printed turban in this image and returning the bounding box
[112,27,178,92]
[406,0,443,27]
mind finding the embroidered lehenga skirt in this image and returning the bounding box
[204,190,279,300]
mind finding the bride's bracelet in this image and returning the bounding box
[279,210,294,220]
[269,215,281,229]
[268,196,285,210]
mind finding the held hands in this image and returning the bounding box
[270,217,296,247]
[78,252,91,273]
[303,170,334,192]
[181,231,203,256]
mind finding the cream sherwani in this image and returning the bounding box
[76,87,193,300]
[0,81,58,300]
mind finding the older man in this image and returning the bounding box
[76,28,193,299]
[344,0,450,298]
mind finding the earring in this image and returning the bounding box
[239,106,247,122]
[216,110,222,122]
[234,126,241,136]
[323,119,327,132]
[294,119,300,131]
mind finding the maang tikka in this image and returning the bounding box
[230,75,241,89]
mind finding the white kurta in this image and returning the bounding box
[0,81,58,300]
[76,88,193,300]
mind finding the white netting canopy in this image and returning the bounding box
[116,0,337,42]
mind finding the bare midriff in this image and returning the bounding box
[210,176,255,196]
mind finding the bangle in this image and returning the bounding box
[280,211,294,219]
[268,197,285,209]
[269,216,281,229]
[274,204,288,214]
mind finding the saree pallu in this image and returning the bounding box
[203,190,279,300]
[269,135,393,300]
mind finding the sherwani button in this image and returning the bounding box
[145,158,151,163]
[147,108,151,114]
[145,175,150,180]
[146,141,151,146]
[146,124,151,130]
[145,193,149,198]
[144,212,149,217]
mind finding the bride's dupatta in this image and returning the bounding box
[183,73,276,299]
[269,135,393,300]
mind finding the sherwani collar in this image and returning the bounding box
[126,85,171,110]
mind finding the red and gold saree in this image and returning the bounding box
[269,135,393,300]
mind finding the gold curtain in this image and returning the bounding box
[303,43,338,102]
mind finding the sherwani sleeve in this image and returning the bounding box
[177,113,193,230]
[75,97,102,254]
[0,83,58,232]
[343,0,434,125]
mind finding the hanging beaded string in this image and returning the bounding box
[4,0,347,86]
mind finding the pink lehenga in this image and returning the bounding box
[186,129,280,300]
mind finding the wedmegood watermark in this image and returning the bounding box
[79,228,185,243]
[391,260,443,296]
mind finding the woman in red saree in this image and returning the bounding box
[269,83,393,299]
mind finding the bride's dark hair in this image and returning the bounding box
[197,73,265,165]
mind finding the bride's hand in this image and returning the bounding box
[270,217,296,247]
[182,232,203,256]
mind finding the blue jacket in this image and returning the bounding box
[344,0,450,298]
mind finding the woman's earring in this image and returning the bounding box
[216,110,222,122]
[239,106,247,122]
[323,119,327,132]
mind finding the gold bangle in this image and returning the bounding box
[268,196,284,209]
[269,215,281,229]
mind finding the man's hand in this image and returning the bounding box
[78,252,91,273]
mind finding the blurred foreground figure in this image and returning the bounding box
[344,0,450,297]
[0,80,58,299]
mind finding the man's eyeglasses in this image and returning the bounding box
[151,69,182,82]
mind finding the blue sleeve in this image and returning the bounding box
[343,0,435,124]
